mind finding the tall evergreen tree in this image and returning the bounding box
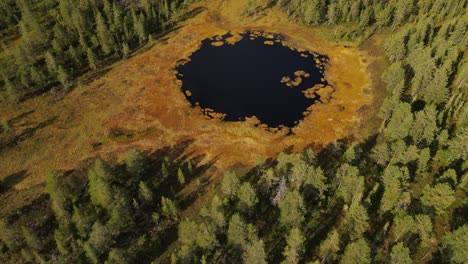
[95,10,114,55]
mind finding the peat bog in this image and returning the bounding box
[176,31,330,127]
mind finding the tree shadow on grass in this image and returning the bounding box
[0,116,58,153]
[0,170,30,194]
[177,154,221,211]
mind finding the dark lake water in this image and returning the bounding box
[176,32,328,127]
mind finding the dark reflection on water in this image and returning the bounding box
[176,32,328,127]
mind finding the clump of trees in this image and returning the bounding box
[0,146,203,263]
[0,0,189,102]
[275,0,467,43]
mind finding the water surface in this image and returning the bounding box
[176,32,328,127]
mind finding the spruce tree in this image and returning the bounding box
[177,167,185,185]
[282,228,305,264]
[95,10,114,55]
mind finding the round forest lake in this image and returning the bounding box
[176,31,331,128]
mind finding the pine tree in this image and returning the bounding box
[392,213,415,242]
[390,242,412,263]
[186,160,193,174]
[343,200,369,241]
[386,102,413,141]
[337,164,364,204]
[44,51,58,76]
[411,105,438,144]
[177,167,185,185]
[221,171,240,198]
[318,229,340,263]
[200,195,225,231]
[1,72,18,102]
[68,45,82,67]
[243,239,267,264]
[278,190,305,228]
[54,224,73,255]
[16,0,44,43]
[161,197,178,220]
[380,165,409,213]
[440,225,468,264]
[95,10,114,55]
[237,182,258,214]
[72,205,96,238]
[303,165,327,197]
[57,66,70,88]
[112,3,123,34]
[420,183,456,215]
[106,248,129,264]
[340,239,371,264]
[125,148,147,179]
[46,171,70,222]
[303,0,325,26]
[178,219,197,255]
[107,198,135,234]
[85,222,114,262]
[227,214,247,248]
[414,214,433,248]
[21,226,42,251]
[139,181,153,203]
[282,228,305,264]
[86,47,98,70]
[393,0,414,28]
[134,13,147,44]
[194,222,217,250]
[52,24,69,53]
[88,158,114,209]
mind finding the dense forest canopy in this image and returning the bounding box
[0,0,467,263]
[0,0,186,102]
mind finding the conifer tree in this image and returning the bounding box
[227,214,247,248]
[221,171,240,198]
[46,171,70,222]
[21,226,41,251]
[84,222,114,263]
[343,200,369,241]
[278,190,305,228]
[420,183,456,215]
[237,182,258,214]
[392,213,415,242]
[107,198,135,234]
[86,48,98,70]
[106,248,129,264]
[134,13,147,44]
[161,197,178,220]
[282,228,305,264]
[178,167,185,185]
[88,158,114,209]
[390,242,412,264]
[125,148,147,179]
[318,229,340,263]
[440,225,468,264]
[386,102,413,141]
[122,42,130,58]
[72,205,96,238]
[57,66,70,88]
[139,181,153,203]
[243,239,267,264]
[414,214,433,248]
[95,10,114,55]
[340,239,371,264]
